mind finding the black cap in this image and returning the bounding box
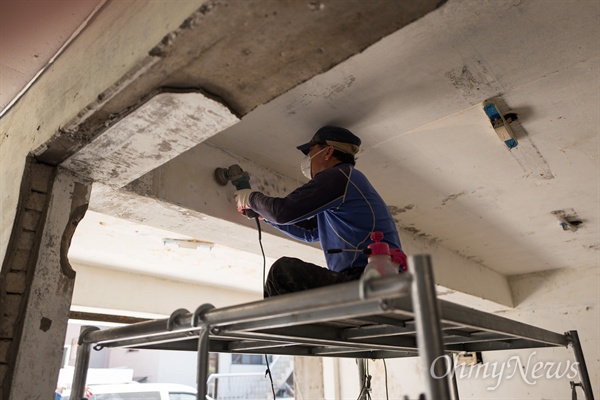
[296,126,361,155]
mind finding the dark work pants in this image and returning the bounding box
[264,256,364,298]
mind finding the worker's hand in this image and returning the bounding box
[234,189,254,212]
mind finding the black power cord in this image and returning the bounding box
[254,217,276,400]
[255,217,267,287]
[265,354,277,399]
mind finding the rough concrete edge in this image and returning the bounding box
[31,55,161,162]
[8,168,90,400]
[59,174,92,280]
[0,157,56,399]
[147,0,221,58]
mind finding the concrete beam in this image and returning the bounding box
[62,91,239,187]
[90,143,326,267]
[91,142,513,307]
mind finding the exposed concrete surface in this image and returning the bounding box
[7,169,90,400]
[0,159,55,399]
[88,143,328,269]
[69,210,277,295]
[294,357,325,399]
[2,0,445,269]
[204,0,599,276]
[62,91,239,187]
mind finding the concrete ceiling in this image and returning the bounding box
[5,0,599,304]
[0,0,104,114]
[207,0,600,277]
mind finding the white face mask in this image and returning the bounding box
[300,147,328,179]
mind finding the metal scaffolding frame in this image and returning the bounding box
[70,255,594,400]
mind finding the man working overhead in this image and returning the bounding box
[234,126,403,297]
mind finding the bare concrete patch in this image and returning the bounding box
[61,91,239,187]
[441,190,468,206]
[388,204,415,215]
[445,59,502,104]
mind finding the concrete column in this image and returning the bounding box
[323,357,341,399]
[294,357,325,399]
[0,159,90,399]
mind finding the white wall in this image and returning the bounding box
[71,262,260,316]
[64,323,110,369]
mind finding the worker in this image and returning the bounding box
[234,126,403,297]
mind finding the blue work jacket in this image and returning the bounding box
[249,163,402,272]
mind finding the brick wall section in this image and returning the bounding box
[0,157,55,398]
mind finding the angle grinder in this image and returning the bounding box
[214,164,259,219]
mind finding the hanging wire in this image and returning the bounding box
[383,359,390,400]
[265,354,277,400]
[356,360,372,400]
[366,360,372,400]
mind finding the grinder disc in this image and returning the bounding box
[214,167,229,186]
